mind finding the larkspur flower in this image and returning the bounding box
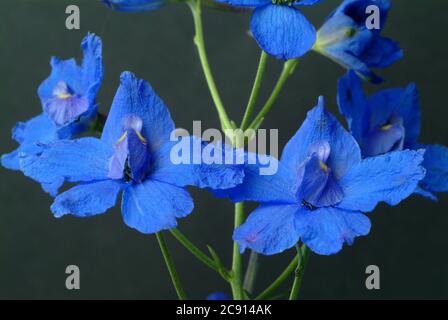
[216,97,425,255]
[338,71,448,200]
[19,72,244,234]
[314,0,402,83]
[1,33,103,195]
[102,0,167,12]
[216,0,322,60]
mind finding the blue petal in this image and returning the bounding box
[212,155,298,204]
[360,36,403,68]
[420,144,448,193]
[121,179,194,234]
[233,204,302,255]
[1,114,59,171]
[215,0,270,7]
[51,180,123,218]
[250,4,316,60]
[80,33,104,102]
[281,97,361,180]
[20,138,113,187]
[102,0,166,12]
[207,292,231,300]
[151,137,245,190]
[295,207,371,255]
[334,0,391,30]
[101,72,175,153]
[337,150,426,212]
[414,186,438,202]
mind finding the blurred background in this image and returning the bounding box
[0,0,447,299]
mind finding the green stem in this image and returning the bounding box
[289,245,310,300]
[255,254,299,300]
[169,228,231,281]
[231,202,245,300]
[243,250,259,294]
[156,232,186,300]
[240,51,269,130]
[248,59,299,130]
[188,0,232,130]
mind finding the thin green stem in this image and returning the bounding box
[255,254,299,300]
[231,202,245,300]
[248,59,299,130]
[243,251,259,294]
[170,228,231,281]
[188,0,232,130]
[240,51,269,130]
[289,245,310,300]
[156,232,186,300]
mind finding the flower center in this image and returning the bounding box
[271,0,294,5]
[108,115,151,183]
[363,117,405,157]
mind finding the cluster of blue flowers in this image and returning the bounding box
[2,0,447,299]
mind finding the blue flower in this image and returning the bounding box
[314,0,402,83]
[1,33,103,195]
[338,71,448,200]
[207,292,231,300]
[102,0,166,12]
[217,97,425,255]
[216,0,322,60]
[20,72,244,234]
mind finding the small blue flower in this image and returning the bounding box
[102,0,166,12]
[217,97,425,255]
[314,0,402,83]
[207,292,231,300]
[216,0,322,60]
[338,71,448,200]
[20,72,244,234]
[1,33,103,196]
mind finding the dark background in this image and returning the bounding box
[0,0,447,299]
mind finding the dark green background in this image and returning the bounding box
[0,0,447,299]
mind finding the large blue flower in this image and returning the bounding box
[102,0,166,12]
[216,0,322,60]
[338,71,448,200]
[20,72,244,234]
[216,97,425,255]
[1,33,103,195]
[314,0,402,83]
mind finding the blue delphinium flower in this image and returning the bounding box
[314,0,402,83]
[338,71,448,200]
[216,0,322,60]
[216,97,425,255]
[20,72,244,234]
[1,33,103,194]
[102,0,166,12]
[207,292,231,300]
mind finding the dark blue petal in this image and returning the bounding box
[337,150,426,212]
[101,72,175,153]
[233,204,302,255]
[362,120,404,157]
[20,138,113,187]
[207,292,231,300]
[420,144,448,193]
[102,0,166,12]
[121,179,194,234]
[296,207,371,255]
[361,36,403,68]
[151,137,245,190]
[51,180,123,218]
[1,114,59,171]
[250,4,316,60]
[281,97,361,180]
[335,0,391,30]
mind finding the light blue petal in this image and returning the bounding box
[51,180,123,218]
[296,207,371,255]
[121,179,194,234]
[101,72,175,153]
[337,150,426,212]
[281,97,361,180]
[151,137,245,190]
[420,144,448,193]
[20,138,113,187]
[80,33,104,102]
[233,204,302,255]
[250,4,316,60]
